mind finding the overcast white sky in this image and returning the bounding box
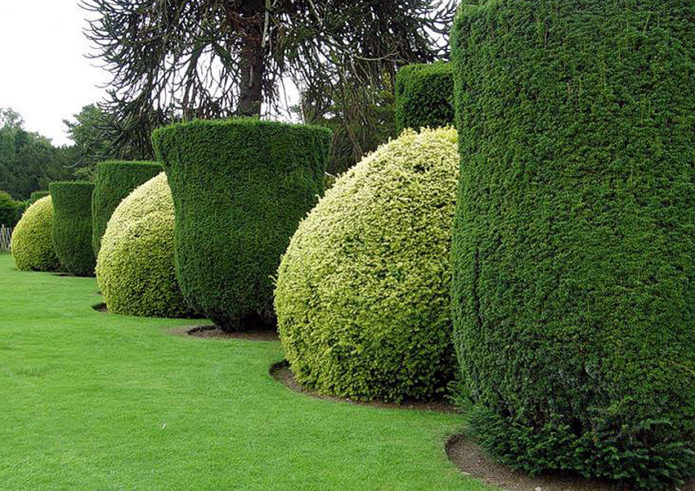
[0,0,108,146]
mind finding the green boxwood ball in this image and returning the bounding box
[10,196,60,272]
[96,173,189,318]
[275,127,460,402]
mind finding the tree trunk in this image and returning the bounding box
[238,0,265,117]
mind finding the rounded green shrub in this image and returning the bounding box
[275,127,459,402]
[49,181,95,276]
[96,173,188,317]
[152,118,332,331]
[10,196,60,271]
[30,191,49,203]
[395,62,454,133]
[92,160,162,255]
[451,2,695,488]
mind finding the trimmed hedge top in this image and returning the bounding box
[49,181,95,276]
[152,118,332,331]
[92,160,162,255]
[97,172,189,318]
[29,191,49,203]
[10,196,60,272]
[395,62,454,132]
[451,1,695,488]
[275,127,459,402]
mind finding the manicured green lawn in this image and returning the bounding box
[0,254,485,490]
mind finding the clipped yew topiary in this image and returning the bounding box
[451,1,695,488]
[395,62,454,132]
[10,196,60,272]
[92,160,162,255]
[30,191,49,203]
[275,127,459,402]
[96,173,188,317]
[152,118,332,331]
[49,181,95,276]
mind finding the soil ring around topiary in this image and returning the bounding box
[92,302,108,313]
[270,360,457,414]
[446,434,695,491]
[169,325,280,342]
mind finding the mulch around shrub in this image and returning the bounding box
[92,302,108,312]
[270,360,457,413]
[171,325,279,342]
[446,434,695,491]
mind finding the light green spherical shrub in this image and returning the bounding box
[10,196,60,271]
[96,172,188,318]
[275,127,459,402]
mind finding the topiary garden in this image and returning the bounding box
[275,127,459,402]
[450,1,695,488]
[49,181,96,276]
[96,172,188,318]
[91,160,162,255]
[10,196,60,272]
[5,3,695,488]
[152,118,331,331]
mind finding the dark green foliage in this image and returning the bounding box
[91,160,162,255]
[30,191,49,203]
[0,191,17,226]
[395,62,454,132]
[450,1,695,488]
[153,118,331,331]
[49,182,96,276]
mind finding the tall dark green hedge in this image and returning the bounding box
[0,191,17,226]
[451,1,695,489]
[30,191,49,203]
[92,160,162,255]
[395,62,454,133]
[49,182,95,276]
[152,118,332,331]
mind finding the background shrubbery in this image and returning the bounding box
[395,62,454,132]
[153,118,331,331]
[451,1,695,488]
[92,160,162,255]
[10,196,60,271]
[50,181,95,276]
[275,127,459,402]
[96,172,188,317]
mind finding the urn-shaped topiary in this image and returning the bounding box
[152,118,332,331]
[275,127,459,402]
[451,1,695,487]
[91,160,162,256]
[10,196,60,272]
[96,173,188,318]
[49,181,95,276]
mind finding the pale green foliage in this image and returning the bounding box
[96,173,188,317]
[10,196,60,272]
[275,127,460,402]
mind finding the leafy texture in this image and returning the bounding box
[92,160,162,255]
[96,173,188,318]
[275,128,459,402]
[395,62,454,132]
[152,118,331,331]
[10,196,60,272]
[450,1,695,488]
[49,182,96,276]
[29,191,49,203]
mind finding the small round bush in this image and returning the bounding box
[275,127,459,402]
[92,160,162,256]
[10,196,60,271]
[96,173,188,318]
[49,181,95,276]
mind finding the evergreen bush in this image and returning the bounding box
[395,62,454,132]
[49,181,95,276]
[450,1,695,488]
[152,118,331,331]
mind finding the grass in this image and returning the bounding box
[0,254,486,490]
